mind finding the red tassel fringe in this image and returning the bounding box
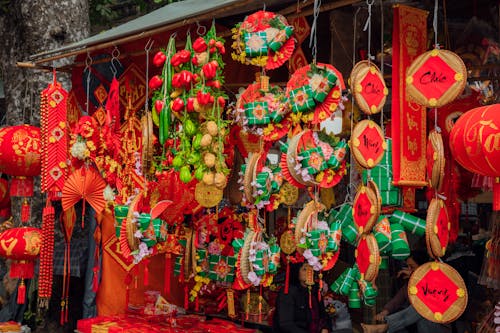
[184,285,189,310]
[17,280,25,304]
[143,260,149,286]
[92,267,99,293]
[284,260,290,294]
[21,200,30,224]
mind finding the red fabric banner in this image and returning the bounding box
[391,5,428,187]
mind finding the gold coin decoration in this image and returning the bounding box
[195,183,223,208]
[280,230,296,255]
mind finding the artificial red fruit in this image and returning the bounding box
[153,51,166,67]
[197,91,212,106]
[209,95,214,103]
[191,56,199,66]
[209,39,216,47]
[193,37,208,53]
[201,62,217,80]
[206,80,221,89]
[209,47,217,54]
[187,97,195,112]
[172,70,194,89]
[154,100,165,114]
[171,98,185,112]
[148,75,163,90]
[218,96,226,109]
[215,41,224,49]
[171,50,191,67]
[219,45,226,54]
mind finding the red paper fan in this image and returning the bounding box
[61,167,106,214]
[243,10,275,31]
[150,200,173,220]
[280,153,306,189]
[266,37,296,70]
[262,117,291,142]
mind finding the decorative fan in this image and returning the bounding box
[61,167,106,214]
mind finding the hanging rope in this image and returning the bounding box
[144,39,154,113]
[363,0,375,64]
[379,0,385,135]
[84,53,92,115]
[433,0,439,49]
[309,0,322,63]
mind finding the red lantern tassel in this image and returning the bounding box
[308,287,312,309]
[164,254,171,295]
[494,178,500,211]
[284,259,290,294]
[21,199,30,224]
[195,296,199,312]
[17,279,25,304]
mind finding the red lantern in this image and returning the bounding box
[0,227,41,304]
[0,125,41,196]
[449,104,500,209]
[0,125,41,222]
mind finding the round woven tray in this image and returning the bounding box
[351,120,386,169]
[355,234,380,282]
[352,184,379,234]
[406,49,467,108]
[126,193,143,251]
[294,201,325,253]
[240,230,256,285]
[195,182,223,208]
[351,62,388,115]
[243,153,261,204]
[426,198,450,258]
[408,261,468,324]
[286,131,319,187]
[427,130,445,192]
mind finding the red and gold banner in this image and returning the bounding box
[391,5,428,187]
[289,16,310,72]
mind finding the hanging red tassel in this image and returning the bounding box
[318,272,323,301]
[143,259,149,286]
[258,285,263,323]
[92,267,99,292]
[284,258,290,294]
[184,285,189,310]
[21,199,30,224]
[17,279,25,304]
[308,288,312,309]
[124,273,132,312]
[195,296,199,312]
[164,253,171,295]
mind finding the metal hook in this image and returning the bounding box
[85,53,93,69]
[144,38,154,52]
[196,21,206,36]
[110,46,122,78]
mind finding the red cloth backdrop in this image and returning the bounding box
[391,5,428,187]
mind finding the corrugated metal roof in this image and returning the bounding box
[29,0,249,61]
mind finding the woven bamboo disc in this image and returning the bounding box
[355,233,380,282]
[243,153,261,204]
[426,198,450,258]
[352,185,379,235]
[286,131,319,187]
[294,201,325,253]
[126,193,143,251]
[141,112,154,179]
[240,230,255,284]
[352,62,388,115]
[350,120,386,169]
[408,262,468,324]
[349,60,376,89]
[367,180,382,218]
[430,130,445,192]
[406,49,467,108]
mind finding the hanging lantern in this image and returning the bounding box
[449,104,500,209]
[0,227,41,304]
[0,125,41,223]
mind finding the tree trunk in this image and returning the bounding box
[0,0,90,226]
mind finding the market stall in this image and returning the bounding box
[2,0,500,332]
